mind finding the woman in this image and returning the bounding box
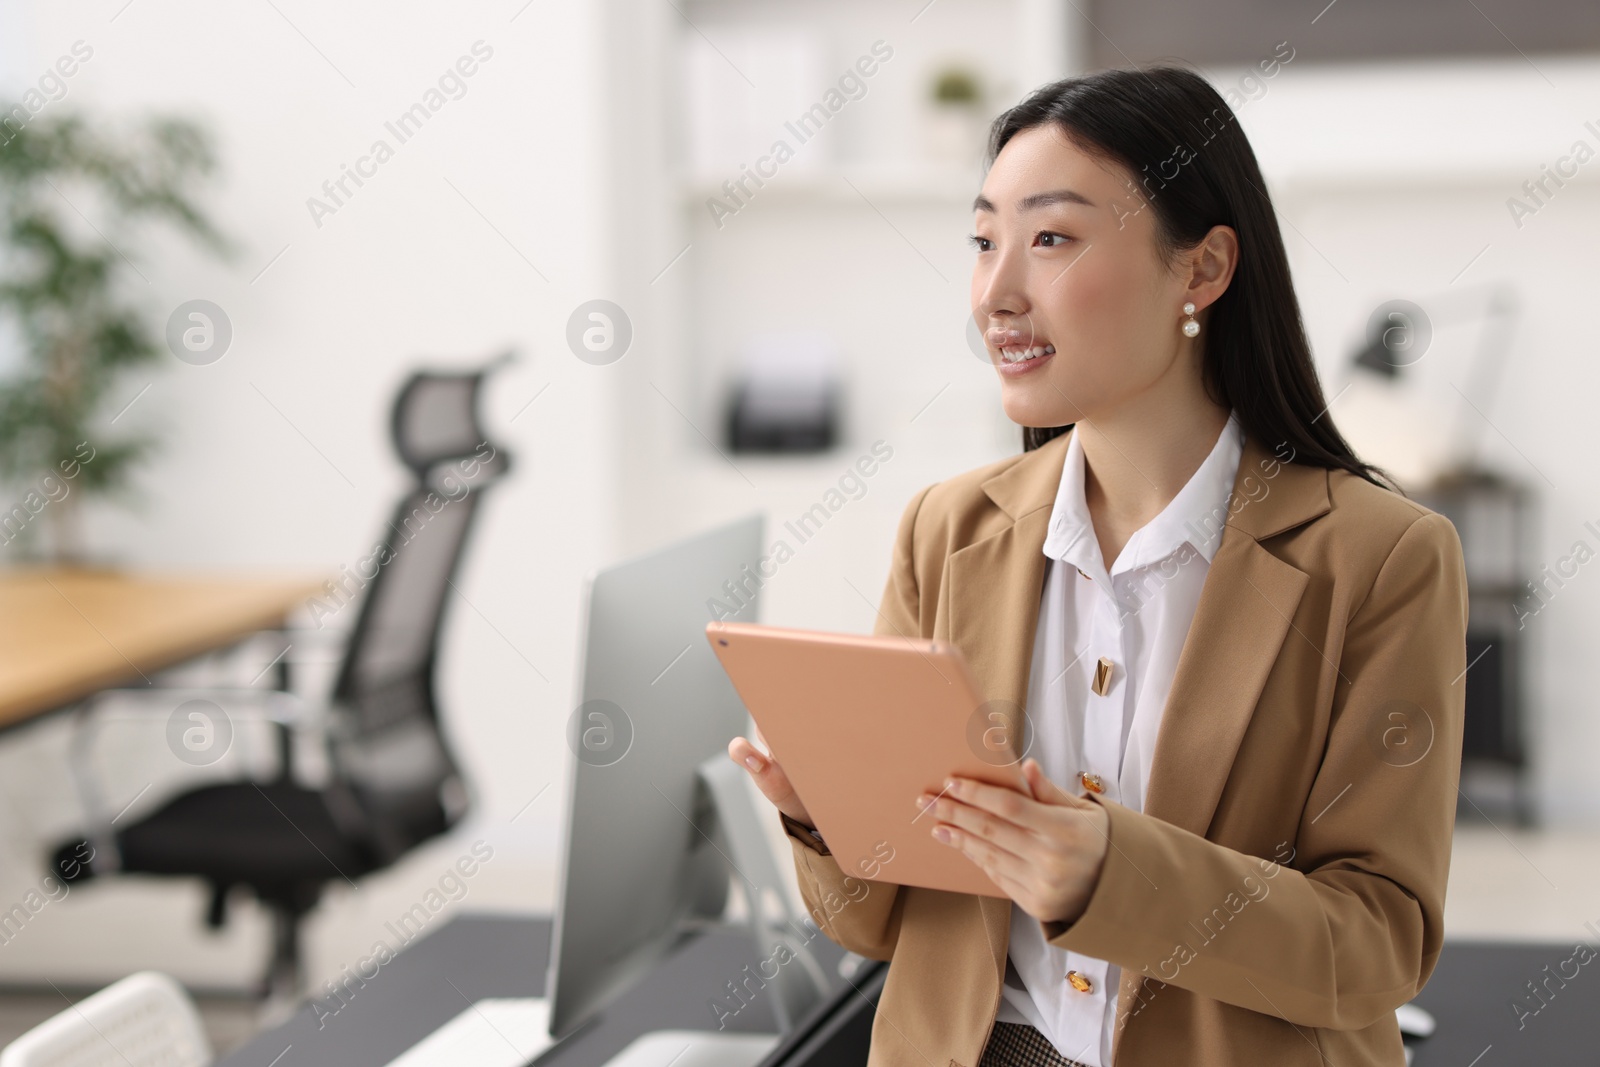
[728,66,1467,1067]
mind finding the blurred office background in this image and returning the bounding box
[1,0,1599,1053]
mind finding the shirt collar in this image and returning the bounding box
[1041,410,1243,579]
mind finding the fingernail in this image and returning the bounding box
[933,826,951,843]
[744,755,763,771]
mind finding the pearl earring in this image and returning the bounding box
[1181,302,1200,338]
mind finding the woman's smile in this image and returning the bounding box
[993,346,1055,377]
[988,326,1056,376]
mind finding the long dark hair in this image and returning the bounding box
[989,65,1397,492]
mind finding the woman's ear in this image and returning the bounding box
[1185,224,1239,312]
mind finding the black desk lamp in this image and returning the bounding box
[1347,285,1519,477]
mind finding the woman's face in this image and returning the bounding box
[970,123,1197,429]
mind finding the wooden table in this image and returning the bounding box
[0,569,326,730]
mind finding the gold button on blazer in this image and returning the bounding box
[782,427,1469,1067]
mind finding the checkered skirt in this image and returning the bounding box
[977,1021,1093,1067]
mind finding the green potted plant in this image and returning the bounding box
[0,110,231,563]
[924,64,986,165]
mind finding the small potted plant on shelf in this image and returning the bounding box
[923,64,986,166]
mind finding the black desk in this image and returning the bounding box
[214,914,851,1067]
[1410,939,1598,1065]
[215,916,1596,1066]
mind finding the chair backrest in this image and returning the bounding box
[325,356,512,864]
[0,971,211,1067]
[390,350,514,477]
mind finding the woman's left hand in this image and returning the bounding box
[917,757,1111,927]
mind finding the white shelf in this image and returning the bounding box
[680,161,983,208]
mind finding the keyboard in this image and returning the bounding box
[382,998,555,1067]
[602,1030,780,1066]
[381,998,779,1067]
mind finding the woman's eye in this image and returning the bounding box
[967,232,1071,251]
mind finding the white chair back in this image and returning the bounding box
[0,972,212,1067]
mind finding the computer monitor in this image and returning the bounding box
[546,512,832,1046]
[366,515,838,1067]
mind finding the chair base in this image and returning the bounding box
[52,837,318,1003]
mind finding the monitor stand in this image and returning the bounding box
[692,753,834,1033]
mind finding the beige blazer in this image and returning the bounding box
[782,426,1469,1067]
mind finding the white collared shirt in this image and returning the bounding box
[993,411,1243,1066]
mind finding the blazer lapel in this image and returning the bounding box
[945,427,1332,986]
[1139,532,1307,834]
[946,508,1054,737]
[946,434,1065,967]
[1141,436,1327,837]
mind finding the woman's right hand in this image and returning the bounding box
[728,732,813,828]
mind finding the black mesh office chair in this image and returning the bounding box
[52,355,513,996]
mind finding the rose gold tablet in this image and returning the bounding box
[705,619,1031,898]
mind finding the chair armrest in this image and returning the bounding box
[226,628,351,690]
[247,626,351,659]
[66,688,323,874]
